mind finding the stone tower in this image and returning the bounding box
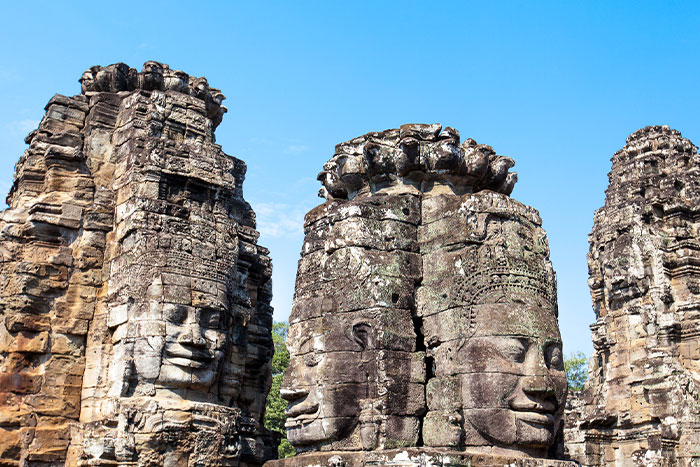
[0,62,275,466]
[565,126,700,465]
[272,124,575,466]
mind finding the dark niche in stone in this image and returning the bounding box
[270,124,574,467]
[0,61,276,466]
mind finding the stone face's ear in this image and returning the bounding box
[352,322,372,351]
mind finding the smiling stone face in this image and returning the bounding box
[281,309,425,451]
[280,126,567,462]
[282,316,385,449]
[458,298,567,452]
[49,62,277,465]
[420,191,564,457]
[103,168,247,402]
[281,192,424,452]
[0,62,277,465]
[159,304,228,389]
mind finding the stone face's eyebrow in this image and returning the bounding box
[543,338,563,346]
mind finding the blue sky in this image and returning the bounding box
[1,1,699,357]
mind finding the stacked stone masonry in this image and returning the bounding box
[0,62,275,466]
[564,126,700,466]
[5,60,699,467]
[273,125,574,467]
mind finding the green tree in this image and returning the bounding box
[264,321,295,458]
[564,351,588,391]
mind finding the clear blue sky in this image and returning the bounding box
[2,1,699,357]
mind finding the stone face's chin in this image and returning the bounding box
[284,392,324,445]
[286,416,355,447]
[514,413,556,447]
[285,418,324,446]
[465,408,518,447]
[510,400,558,446]
[466,408,556,449]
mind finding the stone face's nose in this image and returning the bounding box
[178,325,207,348]
[520,374,557,407]
[522,347,555,390]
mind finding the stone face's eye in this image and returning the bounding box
[298,337,312,354]
[496,338,528,363]
[545,343,564,370]
[164,305,187,324]
[200,308,222,329]
[297,336,319,367]
[352,323,372,350]
[303,353,319,367]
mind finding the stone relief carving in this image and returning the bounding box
[276,124,571,466]
[564,126,700,466]
[15,64,700,467]
[0,62,275,466]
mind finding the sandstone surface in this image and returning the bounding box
[275,125,569,466]
[564,126,700,465]
[0,62,275,466]
[268,448,576,467]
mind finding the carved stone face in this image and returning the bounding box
[79,70,96,93]
[145,183,242,397]
[600,232,647,305]
[141,61,164,90]
[108,174,247,401]
[458,294,567,452]
[158,304,228,389]
[163,69,190,93]
[281,316,374,448]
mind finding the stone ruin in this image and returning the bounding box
[564,126,700,465]
[4,61,700,467]
[272,124,576,466]
[0,62,275,466]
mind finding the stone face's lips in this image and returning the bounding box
[166,357,210,369]
[511,400,557,426]
[165,343,214,368]
[284,415,319,428]
[510,400,556,414]
[285,400,320,420]
[280,388,308,399]
[515,411,556,427]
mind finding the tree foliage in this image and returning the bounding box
[564,351,588,391]
[264,321,295,458]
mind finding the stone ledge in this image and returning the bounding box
[266,449,578,467]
